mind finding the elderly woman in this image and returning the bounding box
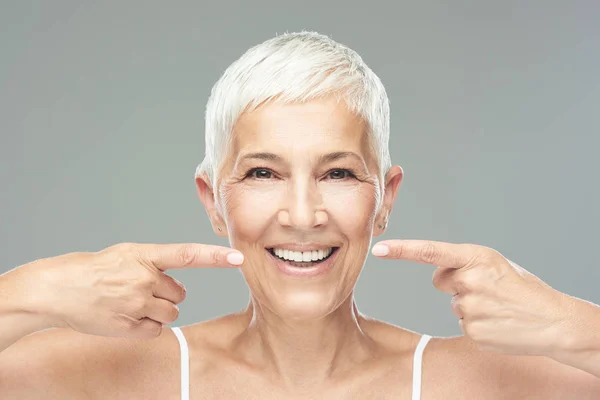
[1,31,600,400]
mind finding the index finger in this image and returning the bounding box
[371,240,478,269]
[138,243,244,270]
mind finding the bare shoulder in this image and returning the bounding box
[355,319,600,399]
[0,327,90,398]
[422,334,600,400]
[17,316,596,400]
[0,325,182,400]
[179,317,600,400]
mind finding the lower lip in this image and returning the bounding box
[266,248,339,278]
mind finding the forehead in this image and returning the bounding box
[232,97,369,153]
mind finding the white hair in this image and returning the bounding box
[195,31,391,187]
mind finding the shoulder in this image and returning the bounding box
[422,334,600,400]
[354,319,600,400]
[174,312,251,367]
[0,317,247,399]
[0,325,181,400]
[0,326,146,377]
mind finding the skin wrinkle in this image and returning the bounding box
[196,96,404,391]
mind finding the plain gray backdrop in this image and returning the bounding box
[1,1,599,337]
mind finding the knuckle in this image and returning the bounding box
[165,276,186,302]
[134,269,157,291]
[490,264,508,283]
[432,267,455,291]
[170,282,186,303]
[114,242,135,254]
[208,248,222,265]
[104,243,141,269]
[458,295,474,315]
[451,295,462,316]
[459,266,499,291]
[142,269,158,286]
[177,245,200,267]
[96,246,125,268]
[431,268,445,290]
[178,284,187,302]
[477,246,503,267]
[130,296,147,312]
[458,273,477,291]
[460,320,472,337]
[138,319,162,337]
[171,304,180,321]
[391,244,404,259]
[482,245,502,258]
[458,266,490,291]
[418,242,439,264]
[119,315,140,330]
[431,269,440,289]
[464,321,482,341]
[151,322,163,337]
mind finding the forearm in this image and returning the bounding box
[0,265,53,354]
[548,295,600,378]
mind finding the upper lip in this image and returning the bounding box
[266,243,339,252]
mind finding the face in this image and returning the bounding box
[196,96,403,320]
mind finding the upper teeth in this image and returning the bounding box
[272,248,333,262]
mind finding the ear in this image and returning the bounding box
[373,165,403,236]
[195,173,228,238]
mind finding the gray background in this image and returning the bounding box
[1,1,598,337]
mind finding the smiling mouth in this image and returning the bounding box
[267,247,339,267]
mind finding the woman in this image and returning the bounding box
[1,31,600,399]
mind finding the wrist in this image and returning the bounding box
[548,294,600,364]
[0,259,57,329]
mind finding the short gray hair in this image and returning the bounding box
[196,31,391,187]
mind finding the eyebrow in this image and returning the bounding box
[239,151,364,164]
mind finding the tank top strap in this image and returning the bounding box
[412,334,432,400]
[171,327,190,400]
[171,327,430,400]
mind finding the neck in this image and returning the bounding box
[233,294,376,390]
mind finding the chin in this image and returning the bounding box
[269,290,337,320]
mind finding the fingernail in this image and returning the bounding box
[372,244,389,257]
[226,252,244,265]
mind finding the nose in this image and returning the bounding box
[278,176,328,230]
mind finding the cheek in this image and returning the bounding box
[220,184,280,240]
[321,183,378,233]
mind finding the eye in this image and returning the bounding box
[327,169,356,180]
[247,168,274,180]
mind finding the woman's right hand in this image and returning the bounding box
[15,242,244,339]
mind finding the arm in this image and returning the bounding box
[489,349,600,399]
[0,328,91,399]
[372,240,600,380]
[546,295,600,378]
[0,261,55,354]
[0,261,88,399]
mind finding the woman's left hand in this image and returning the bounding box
[371,239,575,358]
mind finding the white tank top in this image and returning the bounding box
[172,327,431,400]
